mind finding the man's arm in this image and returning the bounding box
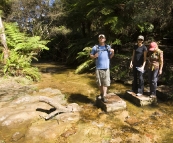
[90,53,98,59]
[109,49,114,58]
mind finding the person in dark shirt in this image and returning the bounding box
[129,35,147,96]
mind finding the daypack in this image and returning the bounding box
[94,44,111,60]
[95,44,110,53]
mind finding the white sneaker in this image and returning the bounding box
[136,93,142,96]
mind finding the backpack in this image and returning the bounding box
[94,45,112,69]
[94,44,111,60]
[95,44,110,53]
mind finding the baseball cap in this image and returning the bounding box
[149,42,158,51]
[98,34,105,38]
[137,35,144,40]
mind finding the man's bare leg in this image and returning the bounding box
[103,86,107,97]
[99,86,107,96]
[99,86,103,96]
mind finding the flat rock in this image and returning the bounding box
[95,93,126,112]
[124,91,156,106]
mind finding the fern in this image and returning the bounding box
[75,46,95,74]
[76,47,91,61]
[23,67,40,81]
[2,22,49,81]
[75,59,94,74]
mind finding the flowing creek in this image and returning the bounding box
[0,62,173,143]
[33,62,173,143]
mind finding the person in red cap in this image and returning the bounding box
[129,35,147,96]
[147,42,163,99]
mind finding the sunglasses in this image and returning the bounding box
[138,39,143,41]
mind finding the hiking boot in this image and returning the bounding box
[101,96,108,103]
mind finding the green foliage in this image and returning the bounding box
[75,47,95,74]
[112,39,122,45]
[138,23,154,33]
[66,38,95,65]
[8,0,67,39]
[5,23,49,51]
[75,59,94,74]
[2,22,49,81]
[137,24,145,33]
[50,26,71,36]
[0,48,3,62]
[3,50,40,80]
[0,0,11,17]
[3,0,173,78]
[76,47,92,62]
[23,67,40,81]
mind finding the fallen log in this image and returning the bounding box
[39,96,76,120]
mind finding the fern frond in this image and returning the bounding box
[76,47,92,59]
[23,67,41,81]
[2,22,49,81]
[75,59,94,74]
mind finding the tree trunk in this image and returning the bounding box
[0,16,9,64]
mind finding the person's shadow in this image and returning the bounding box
[67,93,94,104]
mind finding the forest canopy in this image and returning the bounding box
[0,0,173,64]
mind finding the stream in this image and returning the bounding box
[0,62,173,143]
[33,62,173,143]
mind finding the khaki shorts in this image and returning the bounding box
[96,69,110,86]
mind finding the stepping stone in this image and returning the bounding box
[156,85,173,101]
[95,93,126,112]
[124,90,156,106]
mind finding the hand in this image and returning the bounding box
[110,49,114,52]
[94,53,99,58]
[130,63,133,68]
[159,70,162,75]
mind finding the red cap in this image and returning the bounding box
[149,42,158,51]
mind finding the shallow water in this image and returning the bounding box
[33,62,173,142]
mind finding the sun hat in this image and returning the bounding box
[149,42,158,51]
[98,34,105,38]
[137,35,144,40]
